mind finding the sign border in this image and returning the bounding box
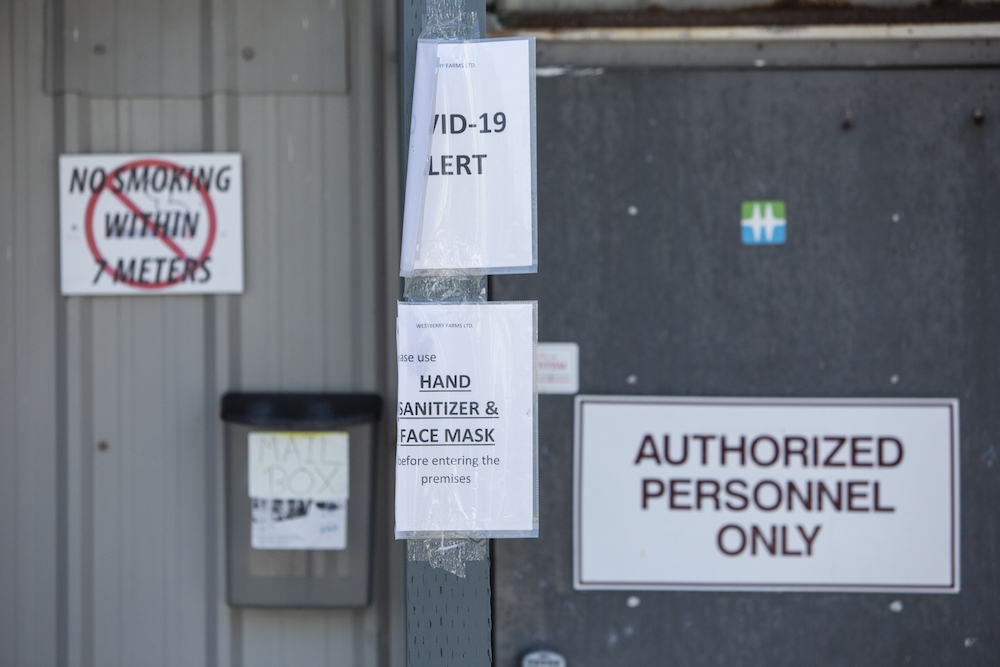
[573,395,960,593]
[59,152,244,296]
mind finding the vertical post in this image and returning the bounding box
[398,2,492,666]
[398,0,486,188]
[404,544,492,666]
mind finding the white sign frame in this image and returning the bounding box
[59,153,243,295]
[574,396,960,593]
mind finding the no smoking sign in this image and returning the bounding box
[59,153,243,295]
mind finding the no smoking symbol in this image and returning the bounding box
[84,158,218,290]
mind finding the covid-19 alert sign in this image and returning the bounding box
[59,153,243,295]
[400,38,536,275]
[574,396,959,593]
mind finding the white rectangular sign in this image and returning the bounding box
[59,153,243,295]
[537,342,579,395]
[395,302,537,538]
[248,432,349,551]
[248,432,349,502]
[400,38,536,276]
[251,498,347,551]
[575,396,959,592]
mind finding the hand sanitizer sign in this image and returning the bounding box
[741,201,787,245]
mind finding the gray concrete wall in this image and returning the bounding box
[0,0,403,665]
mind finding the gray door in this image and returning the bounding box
[492,46,999,666]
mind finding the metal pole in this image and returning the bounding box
[398,2,492,666]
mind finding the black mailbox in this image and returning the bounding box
[220,392,381,608]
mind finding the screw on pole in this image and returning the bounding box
[399,1,491,666]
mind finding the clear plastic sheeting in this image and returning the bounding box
[407,534,488,578]
[420,0,480,41]
[400,37,537,276]
[403,272,487,303]
[395,301,539,539]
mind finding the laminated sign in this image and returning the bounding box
[395,302,538,538]
[400,38,536,275]
[59,153,243,295]
[574,397,960,593]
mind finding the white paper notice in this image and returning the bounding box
[575,397,960,593]
[400,38,536,275]
[248,432,349,550]
[248,432,349,501]
[395,302,538,538]
[251,499,347,550]
[59,153,243,295]
[537,342,579,394]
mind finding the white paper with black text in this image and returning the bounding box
[574,397,960,592]
[400,38,536,275]
[248,432,350,550]
[59,153,243,295]
[395,302,538,537]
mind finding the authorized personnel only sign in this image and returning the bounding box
[575,397,959,593]
[395,302,537,538]
[59,153,243,295]
[400,38,536,275]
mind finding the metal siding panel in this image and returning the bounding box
[65,294,96,667]
[34,1,387,666]
[18,18,60,666]
[233,92,370,663]
[277,611,334,666]
[239,610,283,666]
[238,94,357,391]
[60,91,94,667]
[90,302,211,667]
[56,0,345,96]
[276,96,327,389]
[86,98,210,667]
[70,0,117,96]
[57,0,203,97]
[161,92,206,153]
[238,96,284,387]
[344,66,379,392]
[354,607,379,667]
[159,0,205,96]
[114,0,166,96]
[120,98,162,151]
[0,3,16,663]
[322,95,355,387]
[235,0,347,95]
[0,1,61,666]
[325,611,358,667]
[165,297,212,665]
[203,315,232,667]
[120,300,169,664]
[90,298,124,667]
[241,610,359,667]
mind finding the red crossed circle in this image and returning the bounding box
[84,158,218,290]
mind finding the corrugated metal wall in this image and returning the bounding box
[0,0,403,665]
